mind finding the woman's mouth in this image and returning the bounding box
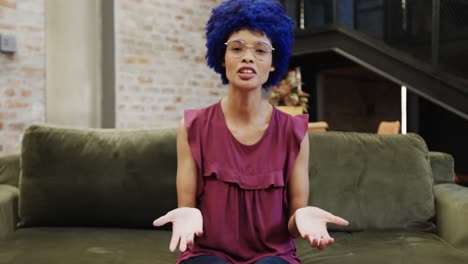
[238,67,256,80]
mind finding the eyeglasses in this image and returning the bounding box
[224,39,275,61]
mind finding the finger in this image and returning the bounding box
[179,235,187,252]
[322,233,334,246]
[313,236,320,248]
[169,232,180,252]
[327,215,349,226]
[317,240,328,250]
[153,212,174,227]
[317,237,326,250]
[316,236,322,249]
[309,235,318,248]
[325,237,335,246]
[186,232,194,247]
[196,229,204,237]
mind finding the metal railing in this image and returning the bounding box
[281,0,468,80]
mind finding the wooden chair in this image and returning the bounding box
[377,121,400,134]
[308,121,328,132]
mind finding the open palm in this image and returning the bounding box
[153,207,203,252]
[295,206,349,250]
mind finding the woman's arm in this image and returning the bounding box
[287,133,310,238]
[153,118,202,252]
[176,118,198,208]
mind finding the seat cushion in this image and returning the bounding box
[295,231,468,264]
[308,132,435,232]
[1,229,468,264]
[0,228,178,264]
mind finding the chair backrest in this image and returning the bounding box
[377,121,400,134]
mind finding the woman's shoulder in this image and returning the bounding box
[184,101,220,128]
[273,108,308,128]
[271,108,309,145]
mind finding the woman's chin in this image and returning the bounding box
[231,79,263,91]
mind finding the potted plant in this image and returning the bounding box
[268,68,309,115]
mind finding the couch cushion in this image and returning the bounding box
[0,228,178,264]
[308,132,435,232]
[0,155,20,187]
[19,125,178,228]
[1,229,467,264]
[296,231,468,264]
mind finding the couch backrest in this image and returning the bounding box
[19,125,178,228]
[0,155,20,187]
[308,132,436,232]
[19,125,437,232]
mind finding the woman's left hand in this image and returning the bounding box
[295,206,349,250]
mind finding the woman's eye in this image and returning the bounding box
[256,49,267,53]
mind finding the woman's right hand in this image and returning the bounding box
[153,207,204,252]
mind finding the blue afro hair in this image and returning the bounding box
[205,0,295,90]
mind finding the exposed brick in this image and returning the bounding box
[21,89,32,97]
[8,79,21,86]
[195,56,205,63]
[22,67,45,77]
[125,56,136,64]
[0,0,16,9]
[138,57,149,64]
[115,0,226,129]
[8,122,25,130]
[3,89,15,97]
[0,112,16,120]
[1,0,44,157]
[0,24,16,30]
[164,105,176,111]
[6,100,29,108]
[138,76,153,84]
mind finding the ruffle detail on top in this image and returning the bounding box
[291,114,309,146]
[184,109,203,169]
[201,164,284,190]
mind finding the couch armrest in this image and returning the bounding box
[429,152,455,184]
[434,183,468,251]
[0,184,19,239]
[0,154,20,187]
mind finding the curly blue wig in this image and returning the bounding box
[205,0,295,90]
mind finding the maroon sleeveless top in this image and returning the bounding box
[178,101,308,264]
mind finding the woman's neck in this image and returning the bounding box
[222,86,271,125]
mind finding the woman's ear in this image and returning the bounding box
[270,66,275,72]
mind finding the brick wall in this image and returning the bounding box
[0,0,45,157]
[115,0,226,128]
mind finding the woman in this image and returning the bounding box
[154,1,348,263]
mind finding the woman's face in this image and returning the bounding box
[224,29,275,91]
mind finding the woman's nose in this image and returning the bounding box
[241,48,255,63]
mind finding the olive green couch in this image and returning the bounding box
[1,124,468,264]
